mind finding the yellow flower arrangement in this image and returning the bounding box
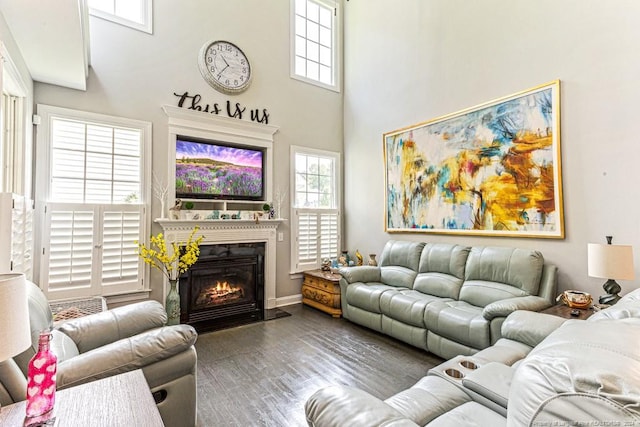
[136,226,204,281]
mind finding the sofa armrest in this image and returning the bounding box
[56,324,197,389]
[338,266,381,284]
[305,385,419,427]
[500,311,567,348]
[56,300,168,353]
[482,295,551,320]
[462,362,513,409]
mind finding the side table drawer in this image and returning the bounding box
[304,276,339,293]
[302,284,340,309]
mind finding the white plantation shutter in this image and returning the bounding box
[36,105,150,299]
[293,208,340,272]
[319,212,338,259]
[101,207,141,291]
[45,206,94,293]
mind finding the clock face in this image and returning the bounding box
[198,40,252,94]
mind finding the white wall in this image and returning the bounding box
[343,0,640,298]
[34,1,343,302]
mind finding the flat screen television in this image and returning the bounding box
[175,135,265,201]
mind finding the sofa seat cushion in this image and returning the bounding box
[424,300,490,350]
[380,290,452,328]
[427,401,506,427]
[459,280,529,308]
[346,282,407,314]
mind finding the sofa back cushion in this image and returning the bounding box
[589,289,640,321]
[460,247,544,307]
[413,243,470,298]
[508,319,640,426]
[379,240,425,288]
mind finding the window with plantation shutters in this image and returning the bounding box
[35,105,151,300]
[291,146,341,272]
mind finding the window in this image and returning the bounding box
[0,41,28,195]
[290,146,341,272]
[291,0,340,91]
[88,0,153,34]
[35,105,151,300]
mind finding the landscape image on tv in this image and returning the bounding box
[175,137,264,199]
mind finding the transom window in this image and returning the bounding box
[291,0,340,91]
[88,0,153,34]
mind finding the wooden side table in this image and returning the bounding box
[0,370,164,426]
[541,304,594,320]
[302,269,342,317]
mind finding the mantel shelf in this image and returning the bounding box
[155,218,286,227]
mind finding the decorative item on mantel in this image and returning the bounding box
[338,250,351,267]
[368,254,378,266]
[587,235,635,305]
[181,201,195,220]
[136,227,204,325]
[169,199,182,220]
[355,249,363,266]
[152,172,170,219]
[273,186,288,219]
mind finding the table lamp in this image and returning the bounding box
[588,236,635,305]
[0,273,31,411]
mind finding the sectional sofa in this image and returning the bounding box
[339,240,557,359]
[305,288,640,426]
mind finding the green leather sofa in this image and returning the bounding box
[305,290,640,426]
[339,240,557,359]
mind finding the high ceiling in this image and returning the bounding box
[0,0,90,90]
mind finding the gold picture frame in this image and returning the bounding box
[383,80,564,238]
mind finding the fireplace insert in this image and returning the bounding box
[179,243,265,331]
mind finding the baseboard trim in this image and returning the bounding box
[276,294,302,307]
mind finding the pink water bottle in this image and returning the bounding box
[26,330,57,418]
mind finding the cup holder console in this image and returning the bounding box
[431,356,481,382]
[459,360,478,370]
[444,368,465,379]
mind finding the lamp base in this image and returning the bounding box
[599,279,621,305]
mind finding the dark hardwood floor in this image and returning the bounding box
[195,303,443,426]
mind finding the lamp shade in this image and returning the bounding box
[587,243,635,281]
[0,273,31,361]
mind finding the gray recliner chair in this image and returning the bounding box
[0,281,198,427]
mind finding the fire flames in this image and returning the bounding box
[196,281,245,307]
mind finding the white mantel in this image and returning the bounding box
[156,218,284,309]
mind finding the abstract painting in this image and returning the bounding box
[384,81,564,238]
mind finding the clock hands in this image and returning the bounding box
[217,55,230,79]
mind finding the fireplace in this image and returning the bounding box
[179,243,265,331]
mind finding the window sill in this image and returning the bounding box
[103,288,153,306]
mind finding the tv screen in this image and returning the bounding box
[175,136,265,200]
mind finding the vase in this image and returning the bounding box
[26,331,57,418]
[166,279,181,325]
[368,254,378,266]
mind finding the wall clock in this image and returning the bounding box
[198,40,252,95]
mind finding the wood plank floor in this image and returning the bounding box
[195,303,443,426]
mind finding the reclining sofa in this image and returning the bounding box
[306,288,640,426]
[339,240,557,359]
[0,281,198,427]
